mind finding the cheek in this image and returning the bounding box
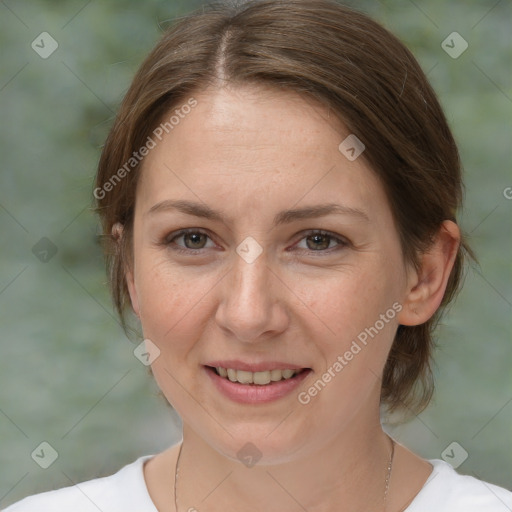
[134,255,216,349]
[304,277,401,419]
[134,258,216,407]
[302,266,400,344]
[135,251,401,348]
[297,275,401,404]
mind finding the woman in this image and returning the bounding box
[5,0,511,510]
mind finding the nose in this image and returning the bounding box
[214,246,289,343]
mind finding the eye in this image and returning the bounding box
[161,228,348,255]
[164,229,215,253]
[293,230,348,253]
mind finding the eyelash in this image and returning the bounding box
[161,228,349,255]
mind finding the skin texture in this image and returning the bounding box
[120,84,460,511]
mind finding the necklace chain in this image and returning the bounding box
[173,440,182,512]
[174,437,395,512]
[384,437,395,505]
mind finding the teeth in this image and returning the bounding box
[281,369,295,379]
[270,369,283,381]
[215,367,301,385]
[253,371,272,385]
[236,370,253,384]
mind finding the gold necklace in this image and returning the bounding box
[174,437,396,511]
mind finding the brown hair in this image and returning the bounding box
[94,0,474,414]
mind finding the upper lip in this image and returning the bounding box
[205,360,310,372]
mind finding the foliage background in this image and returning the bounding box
[1,0,511,507]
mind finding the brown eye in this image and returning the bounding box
[181,232,208,249]
[165,229,214,252]
[306,233,331,250]
[295,230,348,253]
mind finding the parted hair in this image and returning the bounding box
[94,0,474,415]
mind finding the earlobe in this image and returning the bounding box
[397,220,460,326]
[112,222,123,241]
[112,222,140,318]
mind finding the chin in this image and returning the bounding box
[198,424,312,467]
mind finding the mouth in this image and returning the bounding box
[203,364,312,404]
[207,365,308,385]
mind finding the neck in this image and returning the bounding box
[175,408,393,512]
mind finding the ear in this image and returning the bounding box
[112,222,140,318]
[397,220,460,326]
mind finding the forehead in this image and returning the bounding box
[136,85,389,223]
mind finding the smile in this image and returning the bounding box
[204,365,312,404]
[213,366,303,385]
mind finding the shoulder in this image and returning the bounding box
[2,455,158,512]
[406,459,512,512]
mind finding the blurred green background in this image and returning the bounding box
[0,0,511,507]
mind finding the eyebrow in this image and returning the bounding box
[146,199,369,225]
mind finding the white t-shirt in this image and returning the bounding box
[3,455,511,511]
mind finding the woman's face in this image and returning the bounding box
[126,84,412,463]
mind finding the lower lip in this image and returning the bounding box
[204,366,312,404]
